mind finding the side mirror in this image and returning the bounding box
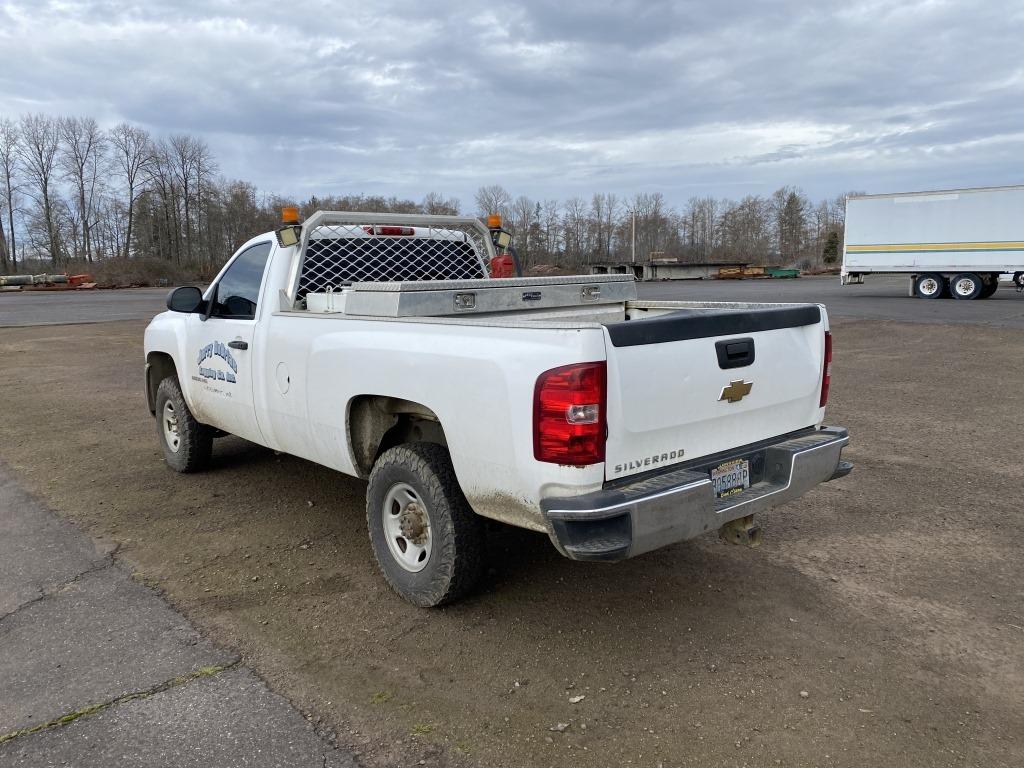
[166,286,204,313]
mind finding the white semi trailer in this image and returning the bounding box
[841,185,1024,299]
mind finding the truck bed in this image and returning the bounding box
[296,274,821,331]
[292,275,829,482]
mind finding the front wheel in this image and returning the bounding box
[367,443,484,607]
[155,376,213,473]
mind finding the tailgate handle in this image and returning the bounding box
[716,337,755,369]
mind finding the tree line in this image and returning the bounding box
[0,113,853,277]
[474,185,852,271]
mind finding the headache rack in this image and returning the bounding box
[285,210,638,318]
[288,211,497,306]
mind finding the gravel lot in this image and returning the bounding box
[0,283,1022,767]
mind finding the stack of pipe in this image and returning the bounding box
[0,273,70,287]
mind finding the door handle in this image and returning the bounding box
[228,340,249,351]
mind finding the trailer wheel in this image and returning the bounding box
[979,276,999,299]
[950,273,983,300]
[1014,272,1024,289]
[913,273,945,299]
[155,376,213,473]
[367,442,484,607]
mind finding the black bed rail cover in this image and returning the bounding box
[605,305,822,347]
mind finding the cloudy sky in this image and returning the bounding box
[1,0,1022,207]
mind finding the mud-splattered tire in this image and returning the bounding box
[367,442,484,607]
[155,376,213,473]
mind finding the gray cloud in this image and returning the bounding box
[1,0,1021,205]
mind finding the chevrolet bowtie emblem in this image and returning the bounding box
[719,379,753,403]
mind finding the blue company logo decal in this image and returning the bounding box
[196,341,238,384]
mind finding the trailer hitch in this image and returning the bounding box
[719,515,763,547]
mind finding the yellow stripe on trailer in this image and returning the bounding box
[846,241,1024,253]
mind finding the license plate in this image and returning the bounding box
[711,459,750,498]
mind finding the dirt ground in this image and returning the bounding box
[0,318,1022,767]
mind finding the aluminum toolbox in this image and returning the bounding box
[337,274,637,318]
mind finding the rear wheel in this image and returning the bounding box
[1014,272,1024,290]
[913,273,945,299]
[366,442,484,607]
[155,376,213,472]
[978,276,999,299]
[950,272,983,300]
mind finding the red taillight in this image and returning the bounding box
[362,225,415,236]
[533,362,607,466]
[819,331,832,407]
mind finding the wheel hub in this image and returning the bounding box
[382,482,432,572]
[399,503,428,544]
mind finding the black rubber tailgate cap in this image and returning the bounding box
[605,305,821,347]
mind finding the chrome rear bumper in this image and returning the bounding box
[542,426,850,561]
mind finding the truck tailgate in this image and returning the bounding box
[602,304,826,481]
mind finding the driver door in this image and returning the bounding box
[186,241,272,444]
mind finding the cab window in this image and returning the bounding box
[211,242,272,320]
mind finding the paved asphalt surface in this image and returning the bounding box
[638,274,1024,327]
[0,287,170,327]
[0,466,355,766]
[1,275,1023,328]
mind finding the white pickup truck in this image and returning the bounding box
[144,211,851,606]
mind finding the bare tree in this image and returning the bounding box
[588,193,618,262]
[681,196,720,262]
[109,123,153,259]
[510,195,536,265]
[421,191,460,215]
[0,118,17,271]
[146,141,183,263]
[192,137,217,265]
[539,199,560,261]
[18,114,63,265]
[167,134,199,263]
[59,116,107,261]
[474,184,512,222]
[562,197,588,265]
[0,205,7,272]
[717,195,773,264]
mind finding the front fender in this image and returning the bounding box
[144,311,197,415]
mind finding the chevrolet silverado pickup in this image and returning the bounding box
[144,210,851,606]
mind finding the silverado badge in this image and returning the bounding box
[719,379,753,403]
